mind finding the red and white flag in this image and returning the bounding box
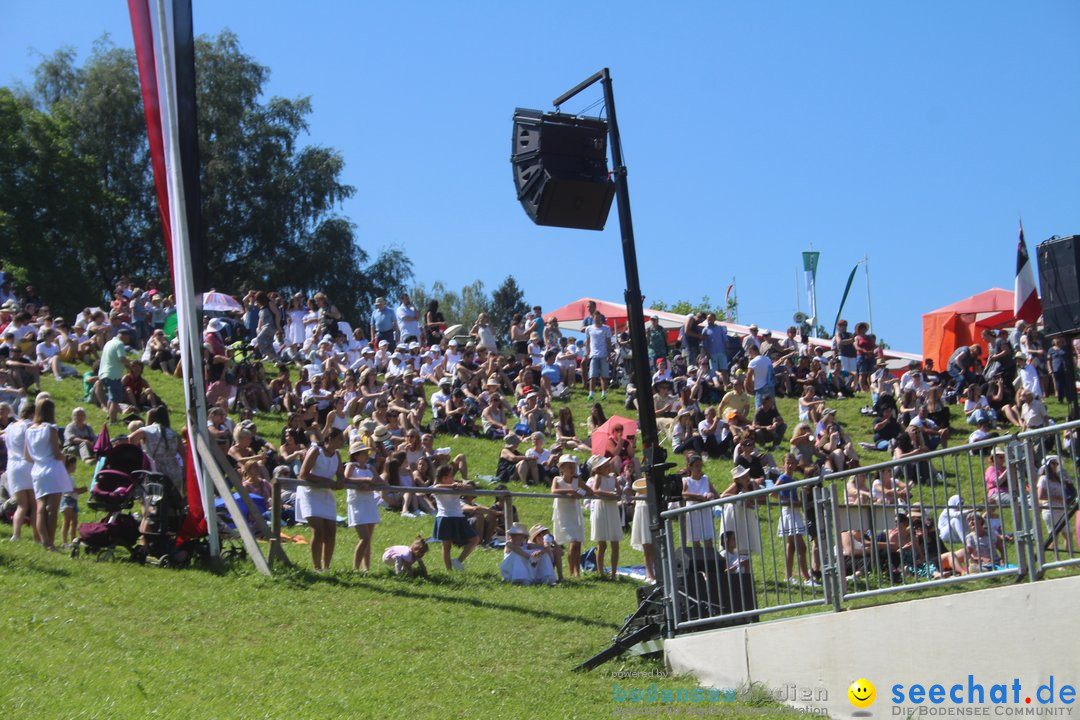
[1014,221,1042,324]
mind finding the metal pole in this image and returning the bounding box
[597,70,672,624]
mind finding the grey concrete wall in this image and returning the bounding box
[665,575,1080,719]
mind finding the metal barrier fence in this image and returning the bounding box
[660,419,1080,634]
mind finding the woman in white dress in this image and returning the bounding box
[285,293,308,349]
[681,454,718,547]
[345,442,384,572]
[301,298,320,349]
[630,477,655,582]
[296,427,346,571]
[1037,456,1076,549]
[550,454,586,577]
[719,465,762,556]
[5,404,38,542]
[23,398,74,550]
[588,455,622,579]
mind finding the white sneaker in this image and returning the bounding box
[451,558,465,571]
[588,392,594,400]
[400,511,417,519]
[803,579,820,588]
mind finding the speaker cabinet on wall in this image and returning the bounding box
[511,109,615,231]
[1036,235,1080,338]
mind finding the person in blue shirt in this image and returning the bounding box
[369,296,397,351]
[701,312,729,382]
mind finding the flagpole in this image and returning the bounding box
[795,267,801,314]
[864,254,873,332]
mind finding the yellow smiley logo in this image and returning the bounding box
[848,678,876,708]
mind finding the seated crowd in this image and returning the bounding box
[1,278,1077,586]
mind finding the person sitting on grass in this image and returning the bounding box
[431,464,480,572]
[518,430,558,486]
[501,522,555,585]
[382,535,429,578]
[937,512,1004,576]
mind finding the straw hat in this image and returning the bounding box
[632,478,649,496]
[507,522,529,537]
[732,466,751,480]
[372,425,391,442]
[558,454,578,467]
[348,441,370,457]
[528,524,549,542]
[588,455,614,472]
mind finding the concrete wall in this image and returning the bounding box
[666,575,1080,719]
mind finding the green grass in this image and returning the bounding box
[4,362,1077,718]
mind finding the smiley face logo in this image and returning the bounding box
[848,679,876,708]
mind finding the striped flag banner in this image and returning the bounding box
[128,0,216,553]
[831,263,859,335]
[1015,221,1042,323]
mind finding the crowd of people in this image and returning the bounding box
[2,276,1077,585]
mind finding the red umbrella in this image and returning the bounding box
[590,415,638,457]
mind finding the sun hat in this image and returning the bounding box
[348,441,370,457]
[378,339,389,347]
[947,494,963,508]
[588,455,614,472]
[504,434,522,447]
[438,378,452,387]
[732,466,751,480]
[375,297,386,304]
[359,418,377,434]
[372,425,391,442]
[632,478,648,495]
[558,454,578,467]
[205,317,226,333]
[485,376,500,387]
[528,524,550,542]
[448,338,459,346]
[507,523,529,537]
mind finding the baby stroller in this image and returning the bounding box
[71,444,151,562]
[139,473,189,567]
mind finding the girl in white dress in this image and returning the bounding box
[630,478,655,582]
[501,523,536,584]
[285,294,308,348]
[345,442,384,571]
[5,404,38,542]
[551,454,586,577]
[23,399,74,550]
[681,454,718,547]
[588,455,622,579]
[719,465,762,555]
[296,428,346,571]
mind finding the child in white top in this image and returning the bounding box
[383,536,428,577]
[345,443,385,572]
[432,464,479,571]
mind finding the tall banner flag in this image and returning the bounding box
[128,0,217,553]
[802,251,819,324]
[1015,221,1042,323]
[831,263,860,334]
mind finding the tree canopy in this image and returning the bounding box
[0,31,411,317]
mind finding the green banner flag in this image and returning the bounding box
[832,264,859,335]
[802,252,819,322]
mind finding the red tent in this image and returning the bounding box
[922,288,1017,369]
[590,415,639,457]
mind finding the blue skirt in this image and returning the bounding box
[433,516,476,546]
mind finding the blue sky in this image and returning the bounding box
[4,2,1079,352]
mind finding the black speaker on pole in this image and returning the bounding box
[1036,235,1080,338]
[511,109,615,231]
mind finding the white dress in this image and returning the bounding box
[4,420,33,494]
[683,475,715,543]
[590,474,623,542]
[719,494,762,554]
[295,449,340,522]
[286,309,307,347]
[551,477,585,544]
[630,499,652,550]
[346,464,381,527]
[25,424,74,499]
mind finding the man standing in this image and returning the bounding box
[396,293,421,345]
[584,310,612,400]
[646,315,668,369]
[100,326,135,424]
[746,344,775,409]
[682,312,704,364]
[370,297,397,351]
[701,313,729,381]
[833,319,857,375]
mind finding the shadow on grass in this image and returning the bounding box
[0,549,73,578]
[266,564,623,630]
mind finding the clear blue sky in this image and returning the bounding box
[4,2,1079,352]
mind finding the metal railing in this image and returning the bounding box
[659,420,1080,634]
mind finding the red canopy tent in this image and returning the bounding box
[922,288,1018,369]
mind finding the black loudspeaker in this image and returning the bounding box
[1037,235,1080,338]
[673,547,757,625]
[511,108,615,231]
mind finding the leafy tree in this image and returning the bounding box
[411,279,491,329]
[3,31,413,320]
[489,275,528,340]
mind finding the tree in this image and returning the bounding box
[412,279,491,329]
[489,275,528,341]
[3,31,413,320]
